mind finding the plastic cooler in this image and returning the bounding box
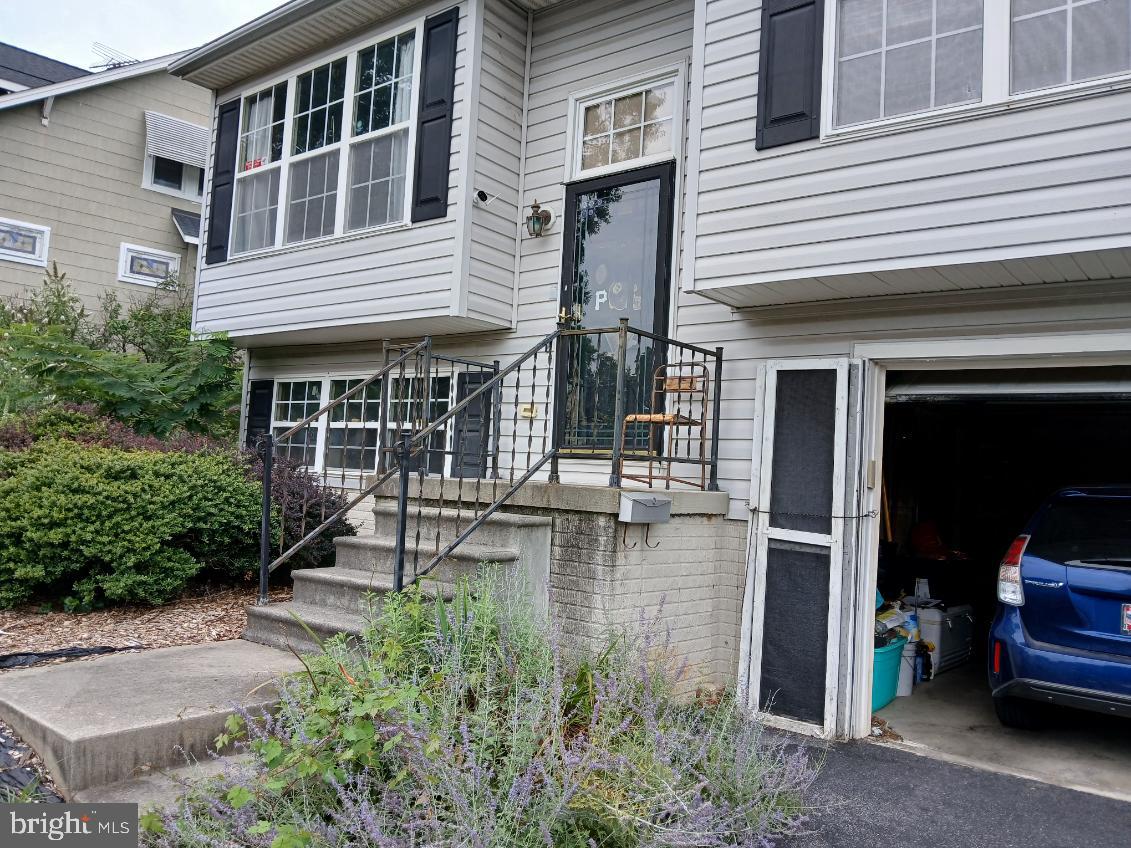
[872,636,907,712]
[918,605,974,676]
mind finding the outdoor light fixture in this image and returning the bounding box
[525,199,553,237]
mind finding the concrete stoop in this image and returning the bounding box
[0,641,302,800]
[243,495,550,654]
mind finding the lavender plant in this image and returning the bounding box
[143,576,816,848]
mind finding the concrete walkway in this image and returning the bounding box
[786,740,1130,848]
[877,662,1131,800]
[0,640,301,799]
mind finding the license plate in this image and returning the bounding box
[1124,604,1131,635]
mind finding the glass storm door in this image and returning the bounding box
[558,162,675,453]
[742,359,862,738]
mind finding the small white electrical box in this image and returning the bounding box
[618,493,672,524]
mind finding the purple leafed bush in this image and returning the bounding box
[142,576,817,847]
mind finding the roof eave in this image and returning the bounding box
[167,0,344,82]
[0,51,189,112]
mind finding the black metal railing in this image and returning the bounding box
[255,321,723,602]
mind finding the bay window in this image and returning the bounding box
[228,24,421,257]
[831,0,1131,130]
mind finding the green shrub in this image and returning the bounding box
[0,441,261,609]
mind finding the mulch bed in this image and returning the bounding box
[0,585,292,665]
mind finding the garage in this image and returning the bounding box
[871,365,1131,796]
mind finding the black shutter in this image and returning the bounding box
[206,98,241,264]
[411,7,459,222]
[245,379,274,449]
[755,0,824,150]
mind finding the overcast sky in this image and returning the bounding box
[2,0,285,70]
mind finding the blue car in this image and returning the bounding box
[989,487,1131,729]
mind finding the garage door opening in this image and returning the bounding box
[871,366,1131,797]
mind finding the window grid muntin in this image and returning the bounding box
[325,378,384,472]
[239,82,287,171]
[272,380,323,467]
[285,149,341,244]
[227,20,423,258]
[1010,0,1131,93]
[353,32,416,138]
[292,58,348,155]
[828,0,1131,133]
[579,82,675,173]
[834,0,986,128]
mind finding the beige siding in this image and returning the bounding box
[0,72,208,314]
[689,0,1131,307]
[193,0,492,343]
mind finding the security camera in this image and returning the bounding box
[476,189,489,203]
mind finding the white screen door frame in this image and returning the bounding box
[740,358,857,738]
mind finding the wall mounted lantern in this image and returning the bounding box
[525,200,553,237]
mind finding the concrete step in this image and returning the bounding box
[243,601,369,654]
[292,567,455,615]
[333,535,519,583]
[0,641,301,799]
[371,501,552,551]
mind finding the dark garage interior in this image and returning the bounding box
[872,366,1131,795]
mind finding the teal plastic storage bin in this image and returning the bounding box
[872,636,907,712]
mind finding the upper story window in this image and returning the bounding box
[142,111,208,201]
[571,68,684,180]
[0,217,49,267]
[831,0,1131,130]
[230,24,422,257]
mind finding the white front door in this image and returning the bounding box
[740,358,864,737]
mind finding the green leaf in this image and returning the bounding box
[225,785,254,810]
[138,811,165,834]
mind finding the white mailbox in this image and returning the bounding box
[618,493,672,524]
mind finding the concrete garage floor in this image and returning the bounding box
[877,661,1131,800]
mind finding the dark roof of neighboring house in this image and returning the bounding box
[0,42,89,90]
[171,209,201,244]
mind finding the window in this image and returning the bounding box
[228,25,421,257]
[577,80,676,175]
[834,0,984,126]
[830,0,1131,130]
[1012,0,1131,93]
[326,378,383,471]
[145,155,204,199]
[0,217,49,266]
[153,156,185,189]
[118,243,181,286]
[233,169,281,254]
[266,374,453,475]
[272,380,323,466]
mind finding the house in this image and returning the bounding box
[172,0,1131,745]
[0,47,212,314]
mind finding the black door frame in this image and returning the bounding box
[554,161,678,457]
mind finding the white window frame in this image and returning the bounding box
[228,16,425,259]
[566,64,687,182]
[822,1,1131,139]
[118,242,181,286]
[0,216,50,267]
[142,154,204,202]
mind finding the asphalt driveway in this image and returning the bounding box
[785,740,1129,848]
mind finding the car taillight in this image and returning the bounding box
[997,534,1029,606]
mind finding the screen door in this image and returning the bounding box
[742,359,856,736]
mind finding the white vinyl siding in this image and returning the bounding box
[194,1,482,342]
[688,0,1131,308]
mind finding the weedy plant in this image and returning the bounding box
[143,575,816,847]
